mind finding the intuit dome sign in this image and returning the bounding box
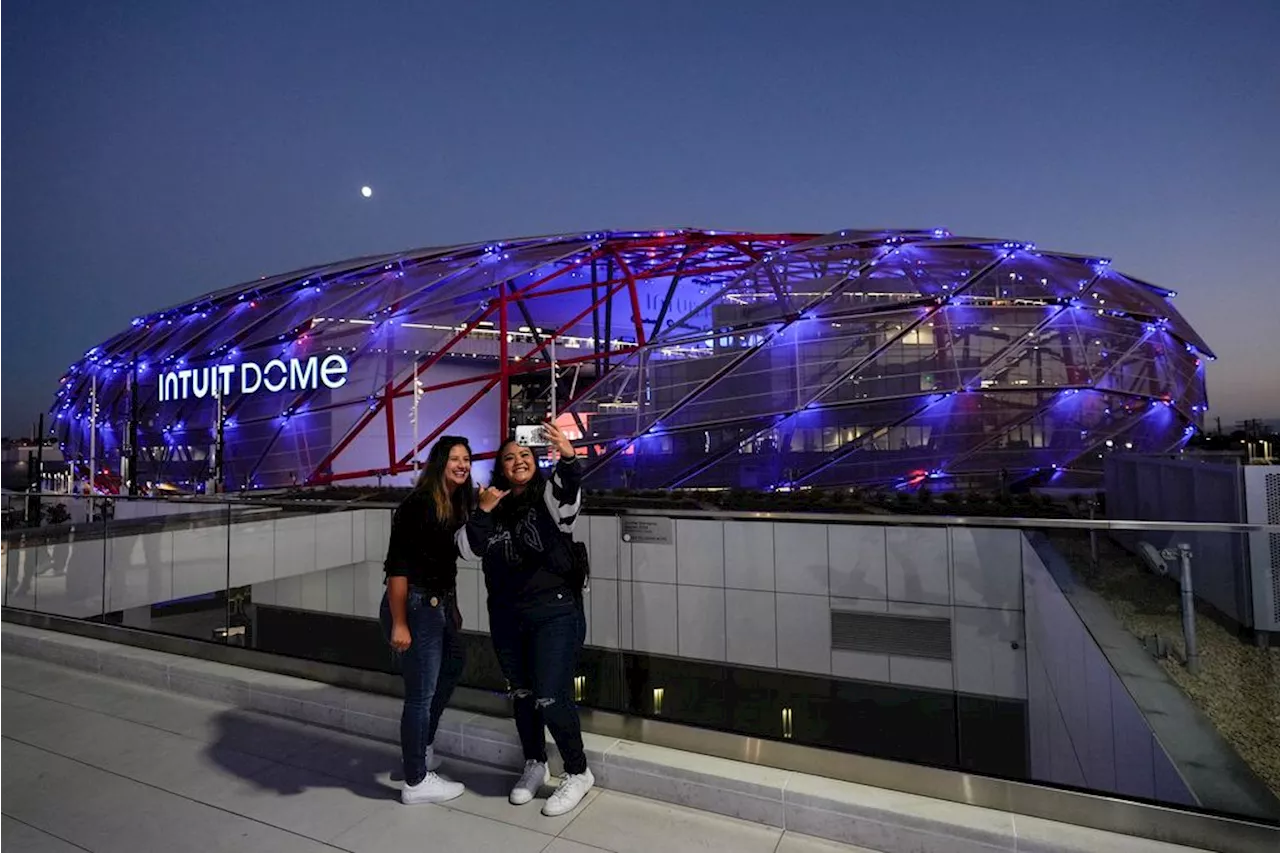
[158,355,349,402]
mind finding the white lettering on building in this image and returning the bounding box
[320,354,348,389]
[217,364,236,396]
[191,367,211,398]
[157,355,348,402]
[241,362,263,395]
[263,359,288,393]
[289,357,317,391]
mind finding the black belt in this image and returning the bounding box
[412,586,455,607]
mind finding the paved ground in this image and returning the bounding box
[1,655,872,853]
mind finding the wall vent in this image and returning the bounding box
[831,610,952,660]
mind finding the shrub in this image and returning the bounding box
[44,503,71,525]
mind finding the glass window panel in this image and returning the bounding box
[1087,271,1175,321]
[660,241,891,336]
[895,245,1002,302]
[584,417,781,489]
[565,355,654,447]
[636,326,793,429]
[945,390,1132,476]
[678,398,927,488]
[961,252,1092,304]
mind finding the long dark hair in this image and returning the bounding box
[413,435,475,527]
[489,436,544,524]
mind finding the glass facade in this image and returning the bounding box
[51,229,1211,492]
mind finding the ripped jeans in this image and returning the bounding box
[489,591,587,775]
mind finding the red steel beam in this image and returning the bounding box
[503,260,755,303]
[395,377,501,468]
[516,281,631,367]
[384,345,643,400]
[310,233,813,484]
[386,247,605,401]
[389,370,502,398]
[514,345,640,373]
[306,401,380,484]
[306,255,595,484]
[499,282,510,437]
[384,380,397,471]
[506,248,607,300]
[610,250,647,347]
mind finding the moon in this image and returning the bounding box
[361,186,373,198]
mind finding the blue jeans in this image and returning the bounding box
[380,588,465,785]
[489,592,588,775]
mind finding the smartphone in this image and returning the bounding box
[515,424,551,447]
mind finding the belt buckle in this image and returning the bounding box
[429,596,439,607]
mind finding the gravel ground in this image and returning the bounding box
[1051,532,1280,801]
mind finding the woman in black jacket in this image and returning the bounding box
[459,423,592,817]
[380,435,473,804]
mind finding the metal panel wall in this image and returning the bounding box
[1105,455,1251,626]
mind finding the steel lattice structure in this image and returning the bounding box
[52,228,1212,492]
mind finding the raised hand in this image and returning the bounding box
[544,421,575,459]
[478,485,509,512]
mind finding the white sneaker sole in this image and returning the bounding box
[402,778,465,805]
[542,781,594,816]
[402,787,464,805]
[510,768,550,805]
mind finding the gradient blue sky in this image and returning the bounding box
[3,0,1277,436]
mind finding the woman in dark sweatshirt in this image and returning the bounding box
[380,435,473,804]
[459,423,592,817]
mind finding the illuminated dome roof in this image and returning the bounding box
[53,228,1212,491]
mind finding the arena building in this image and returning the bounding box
[50,228,1212,493]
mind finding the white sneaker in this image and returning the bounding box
[401,772,464,805]
[542,768,594,816]
[509,760,549,805]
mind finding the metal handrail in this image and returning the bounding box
[601,506,1280,534]
[9,493,1280,534]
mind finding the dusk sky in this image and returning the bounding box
[3,0,1277,437]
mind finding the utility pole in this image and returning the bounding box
[128,356,140,494]
[26,414,45,523]
[411,350,422,482]
[124,357,140,496]
[213,388,225,493]
[550,336,558,419]
[88,375,98,495]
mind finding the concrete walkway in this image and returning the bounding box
[1,655,870,853]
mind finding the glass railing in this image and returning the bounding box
[4,491,1279,825]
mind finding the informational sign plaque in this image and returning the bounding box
[620,517,673,545]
